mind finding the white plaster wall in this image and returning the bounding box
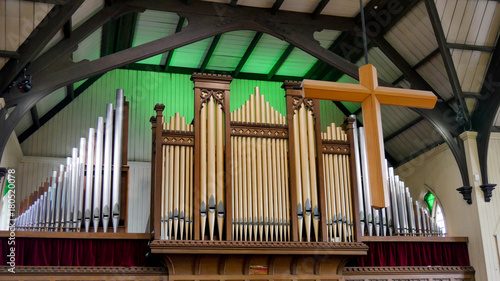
[0,132,23,169]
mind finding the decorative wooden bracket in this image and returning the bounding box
[456,186,473,205]
[480,183,496,203]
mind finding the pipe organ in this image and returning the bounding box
[356,124,445,237]
[150,75,444,246]
[15,90,130,234]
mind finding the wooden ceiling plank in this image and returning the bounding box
[233,32,263,77]
[200,34,222,73]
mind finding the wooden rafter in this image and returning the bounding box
[472,36,500,185]
[0,0,85,94]
[311,0,330,18]
[424,0,469,121]
[271,0,285,15]
[200,35,222,73]
[161,17,186,71]
[233,32,263,78]
[267,45,294,79]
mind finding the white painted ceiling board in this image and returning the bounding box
[314,29,342,49]
[476,1,499,46]
[14,109,33,137]
[73,27,102,63]
[385,1,437,66]
[36,88,67,118]
[470,51,492,93]
[72,0,103,29]
[381,105,420,139]
[417,55,454,100]
[237,0,274,8]
[321,0,368,17]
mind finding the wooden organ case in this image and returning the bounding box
[149,74,368,281]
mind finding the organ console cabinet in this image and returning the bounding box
[149,74,368,281]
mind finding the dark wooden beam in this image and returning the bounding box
[133,0,355,32]
[30,106,40,129]
[233,32,263,78]
[124,63,306,82]
[0,51,20,59]
[267,45,294,79]
[115,12,139,52]
[0,0,85,94]
[200,35,222,73]
[63,18,72,39]
[161,17,186,71]
[67,84,74,100]
[311,0,330,18]
[271,0,285,15]
[29,3,133,76]
[230,0,238,6]
[304,32,350,79]
[18,75,103,143]
[333,101,353,118]
[425,0,469,121]
[447,43,495,53]
[471,36,500,185]
[100,19,117,57]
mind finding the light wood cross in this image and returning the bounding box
[302,64,437,208]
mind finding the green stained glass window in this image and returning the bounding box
[424,191,435,213]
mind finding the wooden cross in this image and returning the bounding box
[302,64,437,208]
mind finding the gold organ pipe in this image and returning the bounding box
[200,103,208,240]
[283,115,290,241]
[173,113,181,240]
[168,117,175,239]
[250,95,258,240]
[298,105,312,242]
[179,118,186,240]
[293,112,303,241]
[241,105,248,241]
[207,97,216,241]
[216,102,224,240]
[261,96,269,241]
[307,109,319,242]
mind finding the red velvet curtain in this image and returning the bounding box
[352,242,470,267]
[0,238,148,266]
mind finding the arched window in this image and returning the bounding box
[423,190,446,235]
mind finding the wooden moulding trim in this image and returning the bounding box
[343,266,475,274]
[322,142,350,155]
[0,266,166,275]
[162,130,195,136]
[162,136,195,147]
[149,240,369,255]
[0,231,152,240]
[230,123,288,139]
[360,236,469,243]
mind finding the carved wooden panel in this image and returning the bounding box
[322,140,350,155]
[0,266,167,280]
[343,266,474,281]
[162,131,195,146]
[230,122,288,139]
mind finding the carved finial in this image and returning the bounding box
[282,80,302,89]
[154,103,165,112]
